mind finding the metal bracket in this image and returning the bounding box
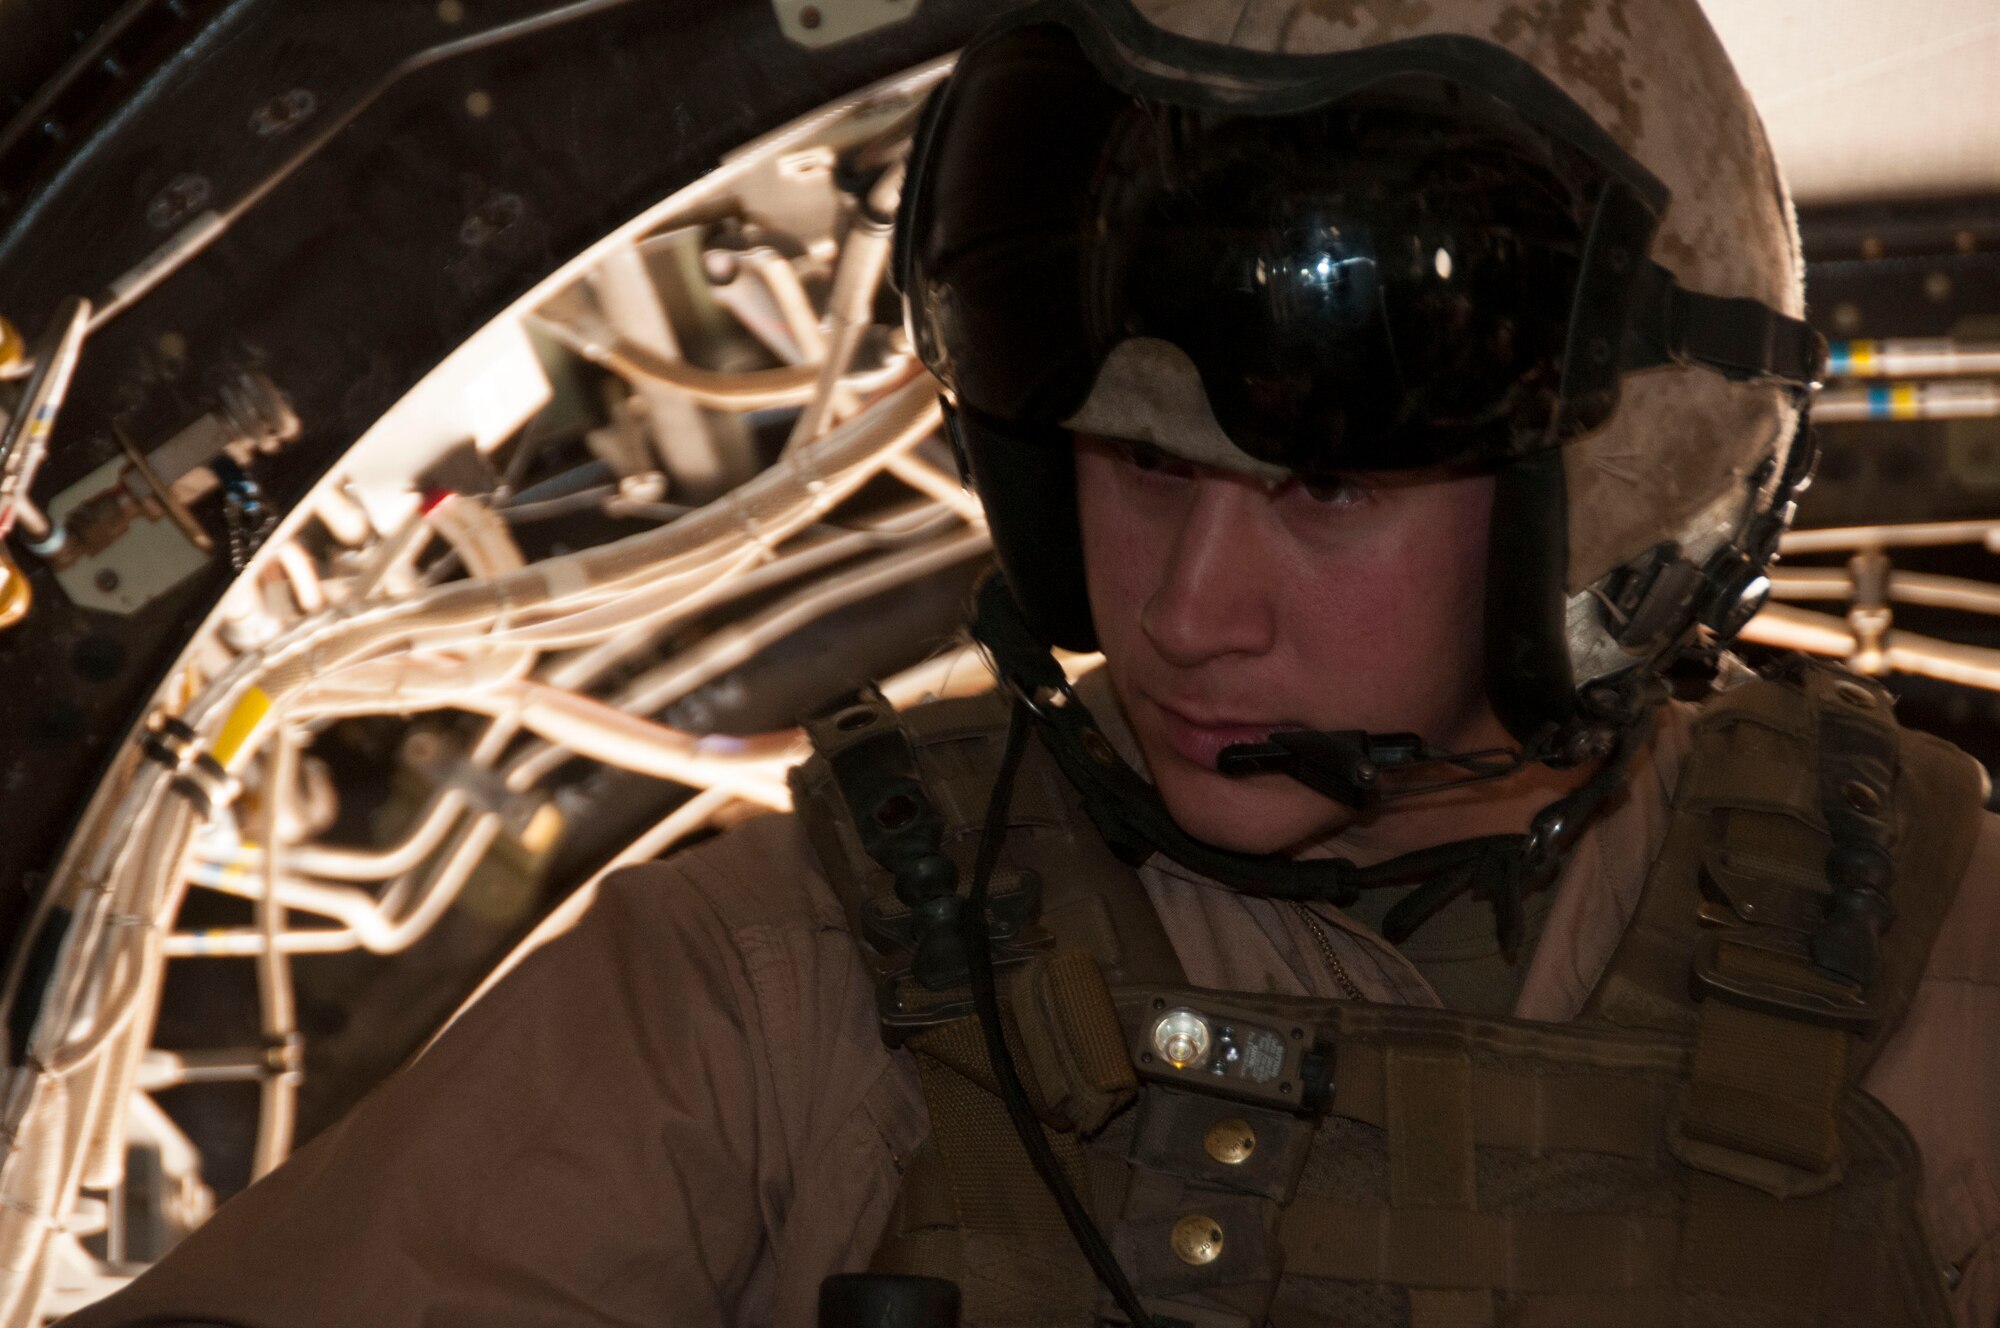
[772,0,920,49]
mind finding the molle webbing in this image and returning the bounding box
[1113,994,1950,1328]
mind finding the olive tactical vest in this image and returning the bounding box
[788,666,1983,1328]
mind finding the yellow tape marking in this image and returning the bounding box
[211,688,274,769]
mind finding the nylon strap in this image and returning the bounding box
[1386,1045,1477,1208]
[1279,1203,1681,1291]
[1383,1042,1490,1324]
[1407,1288,1496,1328]
[1680,974,1850,1176]
[1678,1170,1835,1307]
[1332,1045,1666,1160]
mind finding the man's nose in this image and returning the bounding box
[1140,477,1277,669]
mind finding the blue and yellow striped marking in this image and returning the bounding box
[1828,340,1880,377]
[1861,383,1923,420]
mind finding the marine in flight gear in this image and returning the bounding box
[46,2,1998,1326]
[794,0,1987,1324]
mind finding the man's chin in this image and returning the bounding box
[1152,765,1353,856]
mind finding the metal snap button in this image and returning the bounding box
[1204,1117,1256,1166]
[1171,1214,1224,1266]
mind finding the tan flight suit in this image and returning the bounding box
[64,679,2000,1327]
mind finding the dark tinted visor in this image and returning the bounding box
[905,22,1633,474]
[900,14,1811,477]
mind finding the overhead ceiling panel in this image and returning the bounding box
[1701,0,2000,205]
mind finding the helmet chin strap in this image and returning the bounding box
[1216,729,1530,809]
[970,573,1650,954]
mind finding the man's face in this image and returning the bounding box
[1074,433,1500,854]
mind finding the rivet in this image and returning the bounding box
[1204,1118,1256,1166]
[1834,681,1875,709]
[146,172,211,231]
[1171,1214,1224,1266]
[249,88,316,139]
[1842,779,1884,816]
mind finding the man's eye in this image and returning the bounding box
[1121,440,1191,479]
[1297,475,1366,507]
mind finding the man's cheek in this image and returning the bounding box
[1084,534,1162,646]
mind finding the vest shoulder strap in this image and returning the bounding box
[1585,660,1984,1194]
[788,685,1186,1042]
[791,688,1183,1307]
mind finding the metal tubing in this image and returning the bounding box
[1770,564,2000,616]
[200,784,470,882]
[503,527,992,790]
[531,314,823,409]
[1741,601,2000,691]
[784,182,899,450]
[1766,567,1852,598]
[741,248,827,362]
[1826,338,2000,379]
[135,1049,271,1091]
[0,296,90,543]
[1813,380,1999,424]
[164,928,358,958]
[250,724,301,1180]
[1779,518,2000,556]
[886,453,982,522]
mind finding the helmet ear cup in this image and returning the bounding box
[954,408,1098,652]
[1486,450,1577,747]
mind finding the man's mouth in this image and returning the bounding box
[1151,697,1306,772]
